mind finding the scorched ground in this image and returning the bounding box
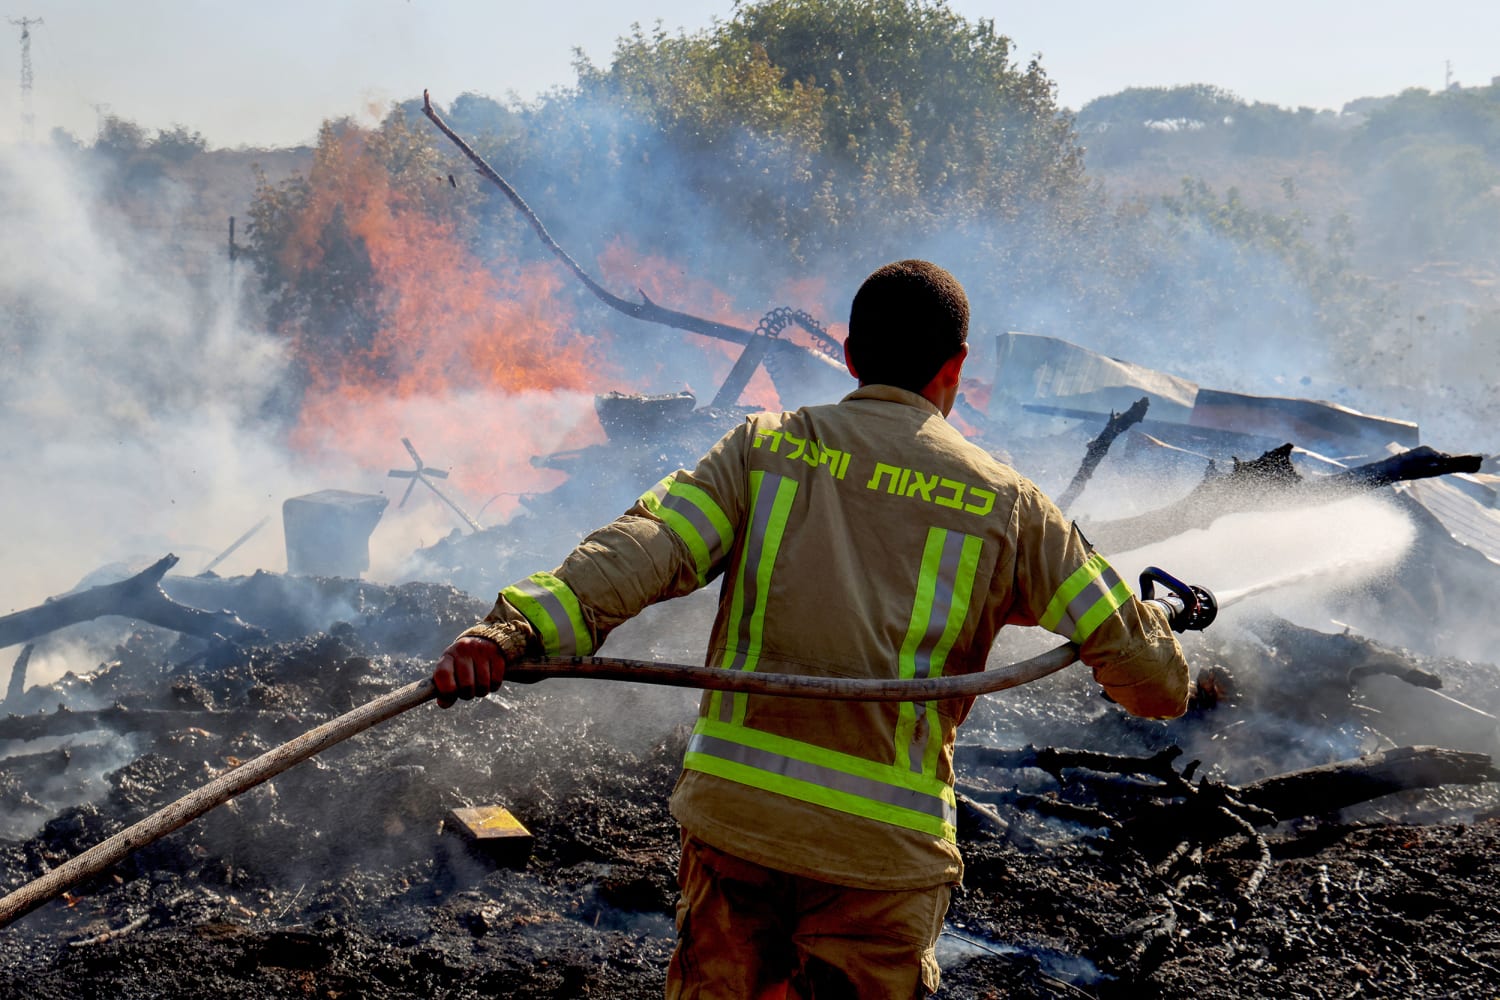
[2,575,1499,997]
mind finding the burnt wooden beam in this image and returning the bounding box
[0,555,264,651]
[1086,443,1483,552]
[1237,745,1500,820]
[1056,396,1149,511]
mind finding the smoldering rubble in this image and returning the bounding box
[3,329,1500,998]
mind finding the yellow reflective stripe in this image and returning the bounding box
[732,475,797,724]
[1072,577,1134,643]
[691,719,952,801]
[898,529,950,679]
[895,528,984,772]
[685,718,956,840]
[500,571,593,656]
[895,529,949,765]
[933,534,983,671]
[712,471,797,723]
[1039,553,1130,642]
[1040,553,1108,631]
[667,480,734,550]
[638,475,734,585]
[684,753,954,841]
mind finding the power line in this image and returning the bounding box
[9,16,43,143]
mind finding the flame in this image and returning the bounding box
[277,125,610,512]
[272,125,852,528]
[596,238,781,406]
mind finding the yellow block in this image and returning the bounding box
[445,805,534,865]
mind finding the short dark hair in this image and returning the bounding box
[847,260,969,393]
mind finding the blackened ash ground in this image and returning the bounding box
[2,578,1500,998]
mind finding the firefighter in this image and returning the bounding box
[434,260,1190,998]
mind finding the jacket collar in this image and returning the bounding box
[841,384,943,418]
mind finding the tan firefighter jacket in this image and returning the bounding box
[475,385,1189,890]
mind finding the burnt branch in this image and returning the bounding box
[1056,396,1149,511]
[961,743,1498,840]
[0,554,264,650]
[421,90,845,366]
[1237,746,1500,819]
[1322,444,1483,491]
[4,644,33,705]
[958,743,1194,791]
[0,704,307,744]
[957,781,1124,833]
[1086,443,1484,552]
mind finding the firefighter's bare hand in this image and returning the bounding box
[433,636,508,708]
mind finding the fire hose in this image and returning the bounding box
[0,568,1231,928]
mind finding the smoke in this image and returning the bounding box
[0,125,777,694]
[350,387,605,577]
[0,142,600,690]
[439,86,1468,464]
[0,143,288,609]
[4,68,1489,706]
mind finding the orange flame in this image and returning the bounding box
[274,125,854,525]
[278,126,611,510]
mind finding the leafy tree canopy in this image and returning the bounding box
[574,0,1085,258]
[1351,84,1500,158]
[1079,84,1245,130]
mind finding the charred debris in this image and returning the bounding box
[3,320,1500,996]
[3,106,1500,995]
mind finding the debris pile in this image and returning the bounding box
[3,329,1499,996]
[3,553,1500,995]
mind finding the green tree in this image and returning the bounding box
[1360,142,1500,259]
[1077,86,1339,164]
[574,0,1088,275]
[150,124,209,164]
[245,123,378,385]
[93,114,149,159]
[1351,85,1500,158]
[1079,84,1244,130]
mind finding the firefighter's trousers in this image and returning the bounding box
[666,834,949,999]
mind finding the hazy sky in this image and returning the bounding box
[2,0,1498,148]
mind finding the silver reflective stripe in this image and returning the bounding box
[718,472,792,722]
[904,529,975,772]
[508,575,585,655]
[659,489,729,568]
[1052,562,1127,641]
[643,475,735,569]
[687,732,957,828]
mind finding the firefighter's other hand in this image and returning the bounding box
[433,636,508,708]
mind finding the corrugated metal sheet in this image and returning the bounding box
[991,332,1199,421]
[1396,476,1500,565]
[1448,472,1499,509]
[1191,388,1420,455]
